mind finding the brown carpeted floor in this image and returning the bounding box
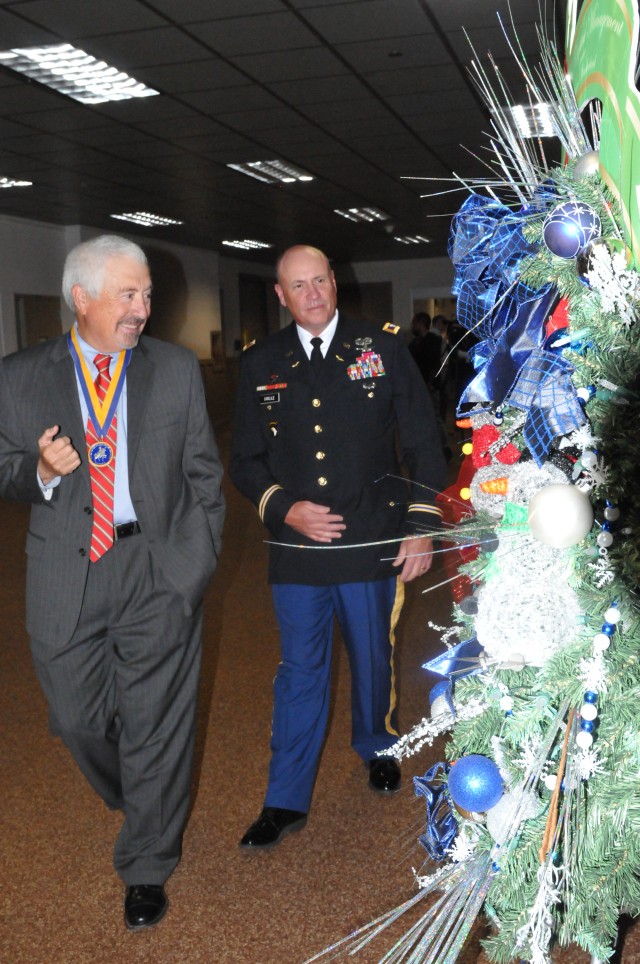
[1,424,637,963]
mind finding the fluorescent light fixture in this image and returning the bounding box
[394,234,431,245]
[0,176,32,188]
[0,44,159,105]
[499,103,558,139]
[227,160,314,184]
[222,239,273,251]
[334,207,390,223]
[110,212,182,227]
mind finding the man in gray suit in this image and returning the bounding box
[0,235,225,930]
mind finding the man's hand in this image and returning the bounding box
[393,535,434,583]
[37,425,81,485]
[284,501,346,543]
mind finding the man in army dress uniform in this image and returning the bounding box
[230,245,446,849]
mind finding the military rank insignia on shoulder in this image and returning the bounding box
[382,322,400,335]
[243,339,256,351]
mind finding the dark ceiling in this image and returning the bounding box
[0,0,564,263]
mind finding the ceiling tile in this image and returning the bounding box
[336,33,451,72]
[234,46,347,82]
[80,27,209,69]
[268,74,369,105]
[180,85,284,115]
[6,0,166,37]
[192,12,321,56]
[135,58,251,94]
[148,0,285,21]
[302,0,433,43]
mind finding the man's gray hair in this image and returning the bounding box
[62,235,148,309]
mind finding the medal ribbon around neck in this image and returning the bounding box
[68,328,131,438]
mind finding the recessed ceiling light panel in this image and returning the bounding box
[0,44,159,104]
[394,234,430,245]
[0,176,32,188]
[110,212,182,227]
[334,206,390,223]
[222,239,273,251]
[227,160,313,184]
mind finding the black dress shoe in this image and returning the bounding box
[368,757,401,793]
[124,884,168,931]
[239,806,307,849]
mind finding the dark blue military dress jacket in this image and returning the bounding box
[230,315,447,585]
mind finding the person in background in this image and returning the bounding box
[409,311,452,462]
[430,314,451,422]
[0,235,225,930]
[230,245,446,850]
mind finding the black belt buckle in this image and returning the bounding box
[113,521,141,540]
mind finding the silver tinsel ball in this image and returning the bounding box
[573,150,599,179]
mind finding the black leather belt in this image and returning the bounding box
[113,521,141,540]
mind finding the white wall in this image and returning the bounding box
[0,215,222,359]
[0,217,73,356]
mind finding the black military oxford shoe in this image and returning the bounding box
[124,884,168,931]
[368,757,401,793]
[239,806,308,849]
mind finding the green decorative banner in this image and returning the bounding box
[567,0,640,268]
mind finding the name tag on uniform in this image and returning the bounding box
[259,392,280,405]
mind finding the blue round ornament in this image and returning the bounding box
[447,754,504,813]
[543,201,601,259]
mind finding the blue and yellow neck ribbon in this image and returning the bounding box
[67,328,131,438]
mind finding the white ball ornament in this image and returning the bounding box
[597,530,614,548]
[604,506,620,522]
[604,607,621,624]
[593,633,611,652]
[527,484,594,548]
[580,703,598,721]
[543,774,558,791]
[580,451,598,469]
[576,730,594,750]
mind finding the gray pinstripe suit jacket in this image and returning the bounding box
[0,332,225,645]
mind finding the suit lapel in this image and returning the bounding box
[123,339,153,473]
[49,334,86,444]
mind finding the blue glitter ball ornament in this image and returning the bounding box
[543,201,602,259]
[447,754,504,813]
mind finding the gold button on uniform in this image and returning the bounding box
[316,451,325,460]
[312,398,321,408]
[314,424,322,433]
[318,477,327,486]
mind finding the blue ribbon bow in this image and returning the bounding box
[449,192,585,461]
[414,762,457,861]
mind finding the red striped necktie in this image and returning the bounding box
[87,353,116,562]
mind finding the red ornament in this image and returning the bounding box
[545,297,569,340]
[472,423,521,468]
